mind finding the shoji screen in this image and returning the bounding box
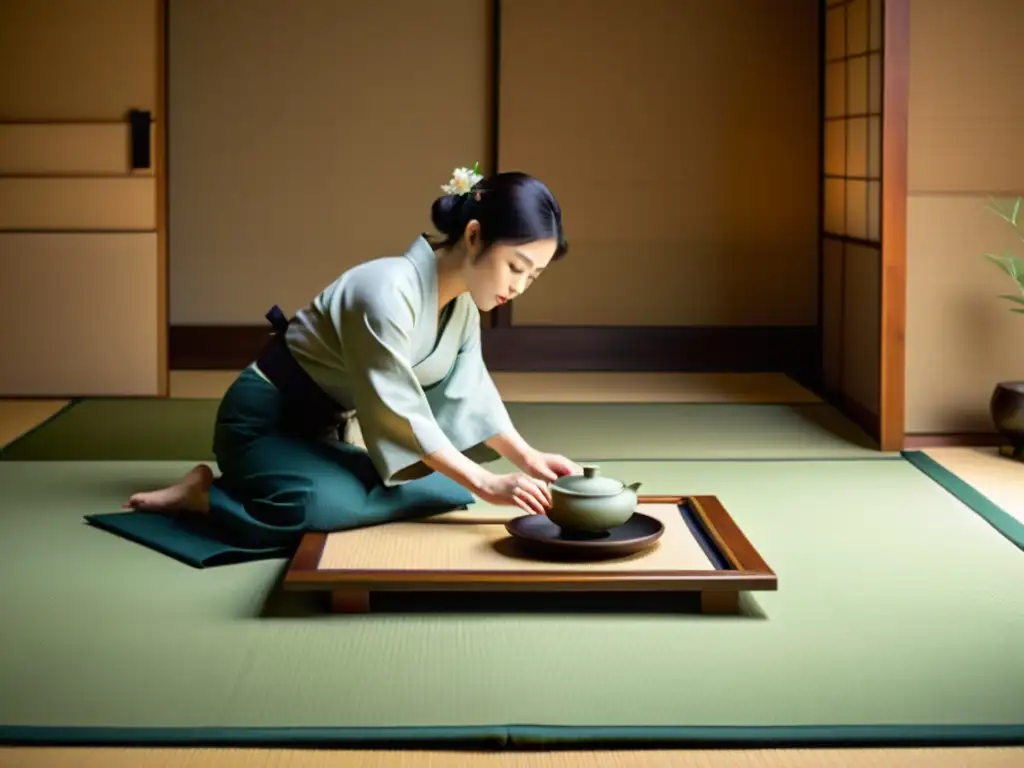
[822,0,884,430]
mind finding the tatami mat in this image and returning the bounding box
[0,399,882,461]
[924,447,1024,525]
[169,370,822,403]
[2,459,1022,745]
[3,381,1020,767]
[2,746,1022,768]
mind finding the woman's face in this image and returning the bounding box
[461,221,558,312]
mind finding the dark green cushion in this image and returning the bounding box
[86,468,474,568]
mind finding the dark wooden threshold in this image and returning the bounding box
[480,325,818,377]
[903,432,1003,449]
[169,323,820,382]
[170,325,270,369]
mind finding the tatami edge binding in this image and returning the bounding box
[902,450,1024,552]
[1,723,1023,748]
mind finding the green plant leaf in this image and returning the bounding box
[1011,308,1024,315]
[986,198,1009,221]
[986,197,1024,232]
[986,196,1019,224]
[984,253,1024,284]
[983,252,1015,274]
[999,294,1024,305]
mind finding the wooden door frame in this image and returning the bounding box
[879,0,909,451]
[156,0,169,396]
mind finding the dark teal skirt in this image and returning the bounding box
[205,366,474,550]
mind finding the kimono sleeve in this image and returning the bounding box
[424,304,515,468]
[339,296,455,486]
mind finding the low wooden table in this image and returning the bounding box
[283,495,777,614]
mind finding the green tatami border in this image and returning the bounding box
[903,450,1024,553]
[2,723,1023,749]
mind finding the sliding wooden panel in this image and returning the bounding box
[0,0,157,120]
[0,0,165,397]
[498,0,820,327]
[0,178,156,230]
[167,0,489,325]
[0,123,155,176]
[0,234,160,395]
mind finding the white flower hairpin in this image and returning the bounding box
[441,162,483,196]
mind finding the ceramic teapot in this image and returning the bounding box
[548,465,642,534]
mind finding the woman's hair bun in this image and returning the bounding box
[428,170,568,261]
[430,193,467,237]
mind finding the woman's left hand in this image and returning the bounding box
[522,452,583,483]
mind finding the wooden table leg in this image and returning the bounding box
[331,589,371,614]
[700,590,740,615]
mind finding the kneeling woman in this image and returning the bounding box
[127,169,581,538]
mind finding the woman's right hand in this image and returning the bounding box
[477,472,553,515]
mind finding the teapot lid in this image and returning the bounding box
[552,465,624,497]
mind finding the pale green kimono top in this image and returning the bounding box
[283,235,514,486]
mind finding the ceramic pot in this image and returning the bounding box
[547,465,641,535]
[990,381,1024,448]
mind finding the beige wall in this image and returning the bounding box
[0,0,163,397]
[905,0,1024,433]
[168,0,821,329]
[499,0,820,326]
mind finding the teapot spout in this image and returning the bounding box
[626,482,642,493]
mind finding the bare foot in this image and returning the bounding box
[123,464,214,514]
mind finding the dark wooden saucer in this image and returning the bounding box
[504,513,665,560]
